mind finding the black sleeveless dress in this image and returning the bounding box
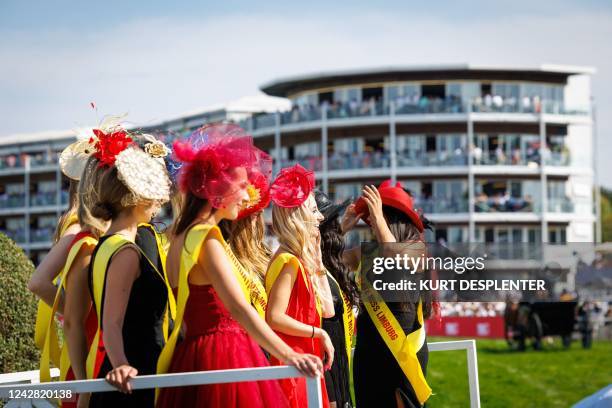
[353,301,428,408]
[322,275,352,408]
[89,226,167,408]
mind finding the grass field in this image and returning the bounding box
[426,337,612,408]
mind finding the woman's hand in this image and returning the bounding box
[315,328,335,370]
[362,185,384,226]
[105,364,138,394]
[283,351,324,377]
[340,204,361,234]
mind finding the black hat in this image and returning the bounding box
[314,190,351,224]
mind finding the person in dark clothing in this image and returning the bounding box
[315,191,359,408]
[345,181,434,408]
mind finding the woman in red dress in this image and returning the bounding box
[265,164,336,408]
[156,125,323,408]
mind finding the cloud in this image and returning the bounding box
[1,8,611,184]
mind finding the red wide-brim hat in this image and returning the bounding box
[354,180,424,233]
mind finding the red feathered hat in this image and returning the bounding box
[354,180,424,232]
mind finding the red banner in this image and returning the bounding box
[426,316,505,338]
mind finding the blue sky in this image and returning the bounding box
[1,0,612,184]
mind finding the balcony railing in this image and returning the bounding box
[241,98,588,132]
[0,157,24,170]
[398,151,468,167]
[281,157,323,172]
[0,194,26,209]
[0,229,26,244]
[416,197,469,213]
[547,198,574,213]
[474,196,536,213]
[30,227,54,243]
[30,155,58,168]
[329,152,390,170]
[29,192,58,207]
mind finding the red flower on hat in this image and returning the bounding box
[238,171,271,219]
[91,128,133,167]
[270,164,315,208]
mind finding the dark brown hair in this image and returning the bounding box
[173,191,211,236]
[382,205,434,318]
[319,216,358,306]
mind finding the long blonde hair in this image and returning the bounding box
[76,159,109,238]
[53,180,79,243]
[220,213,271,283]
[272,199,327,302]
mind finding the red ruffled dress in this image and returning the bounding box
[156,284,289,408]
[267,254,330,408]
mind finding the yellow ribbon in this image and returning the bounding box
[86,227,174,379]
[38,235,98,383]
[156,224,264,378]
[34,214,80,371]
[359,276,431,406]
[265,253,322,320]
[326,272,356,406]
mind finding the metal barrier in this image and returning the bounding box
[0,340,479,408]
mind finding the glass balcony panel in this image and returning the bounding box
[29,192,58,207]
[0,193,26,208]
[30,227,54,243]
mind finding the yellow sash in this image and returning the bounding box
[86,229,174,379]
[265,253,322,320]
[34,214,80,370]
[359,275,431,405]
[138,223,176,340]
[38,235,98,383]
[156,224,265,377]
[326,272,356,405]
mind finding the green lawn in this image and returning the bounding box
[426,337,612,408]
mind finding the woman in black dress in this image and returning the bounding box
[315,191,359,408]
[345,182,434,408]
[88,224,168,407]
[83,131,173,407]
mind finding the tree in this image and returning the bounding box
[0,232,39,372]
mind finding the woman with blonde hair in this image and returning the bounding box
[84,128,174,407]
[156,124,321,408]
[265,164,336,408]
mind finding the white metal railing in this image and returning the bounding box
[0,366,322,408]
[0,340,480,408]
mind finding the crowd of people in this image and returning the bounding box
[244,89,572,132]
[27,120,436,407]
[440,302,506,317]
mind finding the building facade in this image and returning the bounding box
[0,65,597,263]
[242,65,596,248]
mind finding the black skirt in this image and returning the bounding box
[353,302,428,408]
[322,275,353,407]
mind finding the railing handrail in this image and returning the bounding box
[0,340,479,408]
[0,366,323,407]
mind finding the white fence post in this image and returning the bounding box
[305,376,323,408]
[466,340,481,408]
